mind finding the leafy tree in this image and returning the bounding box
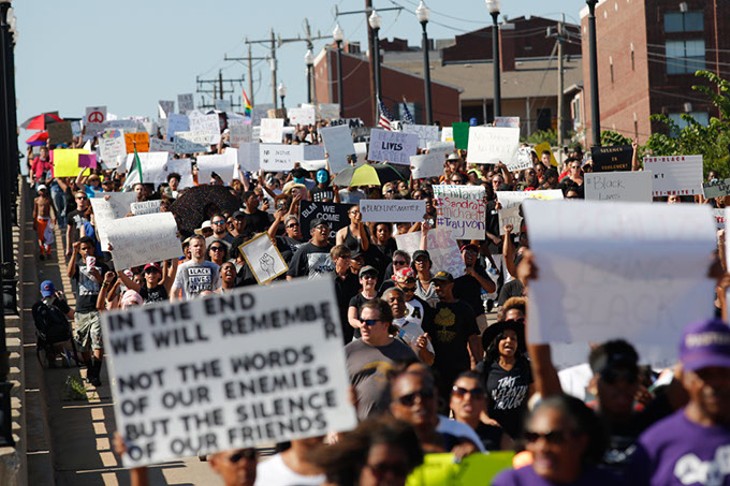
[524,129,557,147]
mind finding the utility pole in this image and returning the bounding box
[246,29,279,109]
[225,41,267,106]
[556,17,566,164]
[195,70,245,110]
[278,18,330,106]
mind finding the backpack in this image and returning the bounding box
[31,300,72,344]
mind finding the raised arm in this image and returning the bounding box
[116,269,141,293]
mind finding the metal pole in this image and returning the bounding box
[587,0,601,146]
[307,65,313,104]
[491,11,501,118]
[247,43,254,107]
[557,19,565,160]
[270,29,278,110]
[336,40,344,118]
[373,27,382,102]
[280,95,285,110]
[365,0,377,123]
[421,21,433,125]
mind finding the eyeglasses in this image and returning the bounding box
[210,247,225,252]
[360,319,381,327]
[227,449,257,463]
[212,220,226,226]
[365,462,410,479]
[396,389,435,406]
[144,268,160,274]
[286,223,300,229]
[393,260,407,266]
[384,189,395,194]
[452,386,485,399]
[75,196,88,200]
[524,429,572,445]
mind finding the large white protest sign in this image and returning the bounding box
[433,185,486,240]
[90,192,137,249]
[360,199,426,223]
[524,200,716,368]
[166,114,190,141]
[238,233,288,284]
[288,107,316,126]
[300,159,328,171]
[401,124,440,149]
[259,144,300,171]
[228,119,252,148]
[149,137,175,153]
[174,132,213,154]
[177,93,194,114]
[259,119,285,144]
[354,142,368,164]
[584,171,653,202]
[466,127,520,165]
[189,113,221,144]
[426,141,455,157]
[197,149,238,185]
[410,153,444,180]
[125,152,170,184]
[320,125,356,175]
[496,190,564,234]
[105,212,182,271]
[237,143,260,172]
[644,155,703,197]
[367,129,419,165]
[131,200,162,216]
[102,278,357,467]
[395,228,465,278]
[99,130,127,169]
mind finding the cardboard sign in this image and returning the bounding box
[584,171,653,202]
[300,201,350,239]
[394,228,465,278]
[105,212,182,271]
[410,153,444,180]
[703,178,730,199]
[494,116,520,128]
[591,145,633,172]
[259,119,285,144]
[401,124,440,149]
[441,127,454,143]
[524,200,716,368]
[124,152,171,184]
[320,125,356,175]
[197,149,238,185]
[52,149,89,177]
[177,93,194,114]
[433,185,487,240]
[238,233,288,284]
[644,155,703,197]
[466,126,520,165]
[125,132,151,153]
[406,452,514,486]
[451,122,469,149]
[359,199,426,223]
[496,190,564,234]
[85,105,107,137]
[189,113,221,145]
[131,200,162,216]
[48,121,74,145]
[288,107,316,126]
[228,118,252,148]
[174,132,213,154]
[166,114,190,141]
[507,147,533,172]
[367,129,419,165]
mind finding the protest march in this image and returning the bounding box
[11,2,730,486]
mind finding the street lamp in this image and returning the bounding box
[416,1,433,125]
[333,23,345,118]
[586,0,601,146]
[304,48,314,104]
[369,9,383,102]
[486,0,501,118]
[277,82,287,110]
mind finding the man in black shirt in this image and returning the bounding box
[286,218,334,280]
[310,169,336,203]
[331,245,358,344]
[241,190,272,238]
[65,190,90,259]
[453,243,496,332]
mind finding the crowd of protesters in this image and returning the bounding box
[28,111,730,486]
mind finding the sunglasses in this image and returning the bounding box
[361,274,376,280]
[396,389,435,407]
[524,429,572,445]
[212,221,226,226]
[286,223,300,228]
[227,449,257,463]
[360,319,380,327]
[144,268,160,274]
[452,386,485,398]
[393,260,407,266]
[401,285,417,292]
[210,247,225,252]
[75,196,88,200]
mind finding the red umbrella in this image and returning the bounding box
[25,131,48,146]
[21,112,64,130]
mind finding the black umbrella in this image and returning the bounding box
[170,185,241,237]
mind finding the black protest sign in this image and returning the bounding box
[300,201,351,240]
[591,145,633,172]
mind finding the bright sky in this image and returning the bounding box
[14,0,586,133]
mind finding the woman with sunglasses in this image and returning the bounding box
[480,319,534,439]
[208,242,228,266]
[493,394,615,486]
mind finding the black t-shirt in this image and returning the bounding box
[44,296,71,315]
[475,422,505,451]
[71,261,109,313]
[453,267,489,316]
[275,235,305,264]
[286,242,334,279]
[335,272,360,344]
[422,300,479,374]
[311,186,335,202]
[349,292,378,339]
[498,279,524,306]
[242,210,272,237]
[67,209,89,242]
[139,284,168,305]
[483,357,532,438]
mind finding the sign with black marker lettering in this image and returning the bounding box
[359,199,426,223]
[367,129,419,165]
[102,279,356,467]
[433,185,487,240]
[584,171,652,202]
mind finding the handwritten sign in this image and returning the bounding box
[496,190,564,234]
[197,149,238,185]
[401,124,440,149]
[124,132,151,153]
[259,144,301,171]
[85,105,107,138]
[433,185,486,240]
[466,127,520,165]
[395,228,465,278]
[320,125,356,175]
[367,129,419,165]
[410,153,444,180]
[584,171,652,202]
[238,233,288,284]
[228,119,252,148]
[591,145,633,172]
[494,116,520,128]
[360,199,426,223]
[300,201,350,239]
[177,93,194,114]
[260,119,285,144]
[523,200,716,368]
[189,113,221,145]
[507,147,533,172]
[703,178,730,199]
[288,107,316,126]
[105,212,182,271]
[441,127,454,142]
[131,200,162,216]
[644,155,703,197]
[174,132,213,154]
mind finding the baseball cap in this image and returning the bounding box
[37,184,48,192]
[309,218,330,231]
[359,265,378,278]
[143,263,161,273]
[680,319,730,371]
[412,250,431,262]
[316,169,329,184]
[40,280,55,298]
[392,267,416,283]
[430,271,454,283]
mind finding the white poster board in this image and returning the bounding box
[394,228,466,278]
[524,200,716,368]
[426,141,455,157]
[496,190,564,234]
[466,127,520,165]
[584,171,653,202]
[237,143,260,173]
[189,113,221,145]
[238,233,288,284]
[360,200,426,223]
[125,152,171,184]
[197,149,238,185]
[258,144,321,172]
[174,132,213,154]
[259,119,285,144]
[102,279,358,467]
[166,114,190,141]
[228,119,252,148]
[318,103,340,121]
[507,147,533,172]
[432,185,487,240]
[401,124,440,149]
[131,200,162,216]
[320,125,356,175]
[149,138,175,153]
[85,105,107,138]
[644,155,703,197]
[367,129,419,165]
[441,127,453,142]
[494,116,520,128]
[99,130,127,169]
[105,212,182,271]
[90,192,137,250]
[410,153,444,180]
[288,107,316,126]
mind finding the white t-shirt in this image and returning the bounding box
[254,453,325,486]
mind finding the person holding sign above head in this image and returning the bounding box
[286,218,335,280]
[116,261,176,306]
[336,205,371,254]
[170,235,221,301]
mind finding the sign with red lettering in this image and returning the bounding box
[644,155,703,197]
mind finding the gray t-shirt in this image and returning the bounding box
[345,338,416,420]
[172,260,221,300]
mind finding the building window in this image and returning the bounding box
[667,111,709,131]
[664,12,704,33]
[665,39,705,74]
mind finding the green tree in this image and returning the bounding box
[524,129,557,147]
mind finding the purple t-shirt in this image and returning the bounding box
[493,465,618,486]
[629,409,730,485]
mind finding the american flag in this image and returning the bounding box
[401,98,415,125]
[377,97,393,131]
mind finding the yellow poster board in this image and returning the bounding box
[52,149,90,178]
[406,452,515,486]
[534,142,558,167]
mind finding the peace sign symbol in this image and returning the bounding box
[88,111,104,123]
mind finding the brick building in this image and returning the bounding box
[581,0,729,146]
